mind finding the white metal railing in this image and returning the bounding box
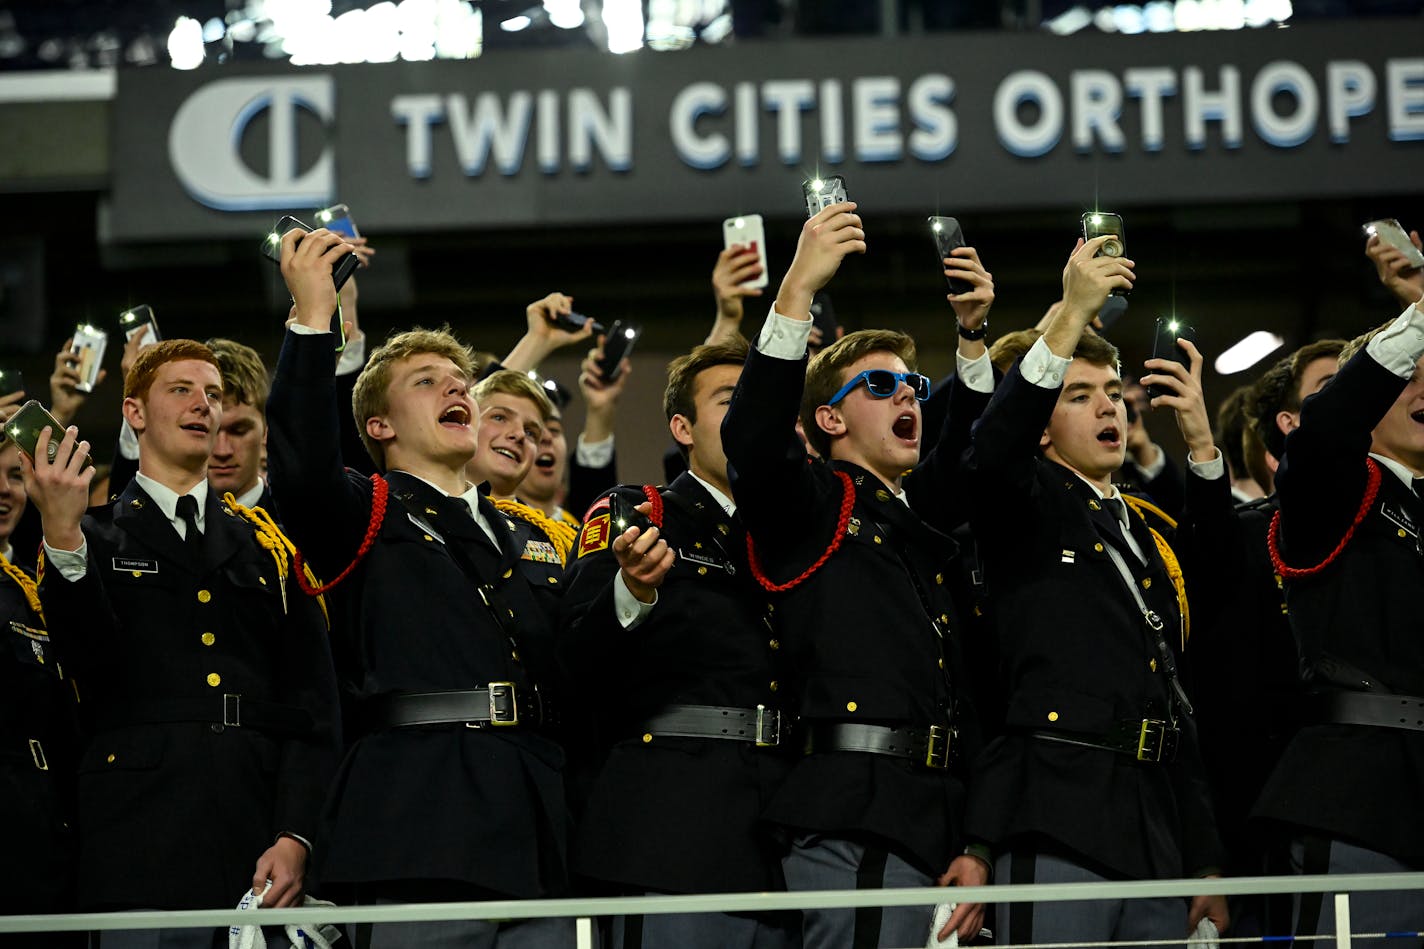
[2,873,1422,948]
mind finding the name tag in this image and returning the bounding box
[113,557,158,574]
[521,540,561,564]
[679,548,735,575]
[1381,502,1418,538]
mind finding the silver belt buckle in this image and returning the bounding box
[487,682,519,726]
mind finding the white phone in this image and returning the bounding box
[722,214,770,290]
[1364,219,1424,269]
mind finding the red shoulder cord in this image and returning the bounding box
[294,473,390,595]
[747,470,855,593]
[641,485,664,529]
[1267,458,1382,581]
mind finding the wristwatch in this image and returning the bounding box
[957,320,987,341]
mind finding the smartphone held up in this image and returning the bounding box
[68,324,109,394]
[119,305,161,349]
[722,214,769,290]
[1363,219,1424,269]
[928,216,973,296]
[596,320,643,383]
[4,400,94,470]
[1147,317,1196,400]
[261,215,359,351]
[803,176,848,218]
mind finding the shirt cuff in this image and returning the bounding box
[575,433,615,468]
[334,331,367,376]
[118,420,139,461]
[42,539,88,581]
[954,351,994,395]
[1187,446,1226,481]
[1366,303,1424,379]
[755,308,815,360]
[613,570,657,630]
[288,323,328,337]
[277,832,313,854]
[1131,443,1168,480]
[1020,337,1072,389]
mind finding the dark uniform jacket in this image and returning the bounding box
[266,329,568,898]
[0,558,76,915]
[559,472,793,894]
[722,346,988,877]
[1256,347,1424,866]
[36,481,340,910]
[962,361,1225,881]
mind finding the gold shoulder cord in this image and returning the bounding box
[0,551,43,625]
[1120,494,1189,649]
[492,498,575,566]
[222,493,330,629]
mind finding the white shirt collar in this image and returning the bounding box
[688,472,736,517]
[135,472,208,532]
[397,470,499,543]
[234,480,266,510]
[1370,453,1420,492]
[1074,473,1131,528]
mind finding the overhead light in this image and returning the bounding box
[167,16,205,69]
[543,0,585,29]
[603,0,644,53]
[500,14,532,31]
[1215,330,1284,374]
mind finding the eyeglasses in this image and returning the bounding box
[827,370,932,406]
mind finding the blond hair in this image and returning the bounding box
[352,326,477,469]
[801,329,917,460]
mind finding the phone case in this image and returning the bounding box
[1147,319,1194,400]
[803,176,848,218]
[4,400,94,468]
[722,214,770,290]
[261,216,352,352]
[1364,219,1424,268]
[316,204,360,239]
[608,492,653,536]
[119,306,160,347]
[929,216,972,296]
[0,370,23,398]
[598,321,641,382]
[70,324,109,394]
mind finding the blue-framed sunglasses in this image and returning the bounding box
[827,369,932,406]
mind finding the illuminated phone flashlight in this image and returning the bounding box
[734,217,745,228]
[1091,214,1103,225]
[811,179,824,192]
[931,220,943,233]
[624,327,637,339]
[1168,319,1180,333]
[267,232,281,247]
[317,209,332,222]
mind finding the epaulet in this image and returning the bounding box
[494,498,575,566]
[1268,458,1380,582]
[223,493,331,629]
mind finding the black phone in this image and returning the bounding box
[4,400,94,469]
[261,215,357,351]
[1147,317,1196,400]
[608,491,654,536]
[810,292,839,348]
[0,369,23,399]
[1082,211,1126,258]
[552,310,607,336]
[118,304,161,347]
[597,320,642,382]
[314,203,360,239]
[1097,295,1129,331]
[928,216,972,296]
[803,175,848,218]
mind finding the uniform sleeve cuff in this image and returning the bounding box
[613,569,657,629]
[755,308,815,360]
[955,351,995,394]
[1020,337,1072,389]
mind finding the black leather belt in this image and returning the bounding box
[113,695,313,736]
[638,704,782,747]
[1030,718,1180,763]
[805,722,955,770]
[367,685,552,730]
[1311,691,1424,733]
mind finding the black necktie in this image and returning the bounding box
[176,494,202,557]
[1104,497,1145,564]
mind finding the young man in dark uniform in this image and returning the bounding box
[1257,286,1424,937]
[0,434,79,945]
[267,227,573,948]
[962,237,1228,943]
[561,336,798,949]
[23,340,340,949]
[722,203,995,948]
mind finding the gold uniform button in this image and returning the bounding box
[642,733,653,744]
[938,658,945,669]
[697,566,708,576]
[258,577,267,586]
[503,569,513,579]
[132,570,143,578]
[206,673,221,687]
[423,534,433,542]
[875,489,891,502]
[201,633,215,646]
[935,573,944,585]
[1400,529,1409,539]
[1088,500,1101,511]
[197,590,212,604]
[547,576,558,584]
[1093,543,1105,553]
[768,639,780,651]
[873,535,883,545]
[1150,659,1158,672]
[1047,711,1059,722]
[769,680,779,692]
[106,753,116,764]
[846,701,858,712]
[1142,578,1152,589]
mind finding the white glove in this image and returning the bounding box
[1188,917,1220,949]
[927,902,959,949]
[228,881,343,949]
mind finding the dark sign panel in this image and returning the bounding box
[110,21,1424,240]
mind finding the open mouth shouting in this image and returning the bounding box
[1097,424,1122,449]
[438,403,472,431]
[892,411,918,445]
[533,450,557,472]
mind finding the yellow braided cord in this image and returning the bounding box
[1120,495,1191,648]
[0,551,43,624]
[493,498,575,566]
[221,494,330,629]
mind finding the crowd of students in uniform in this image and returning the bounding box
[1,209,1421,949]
